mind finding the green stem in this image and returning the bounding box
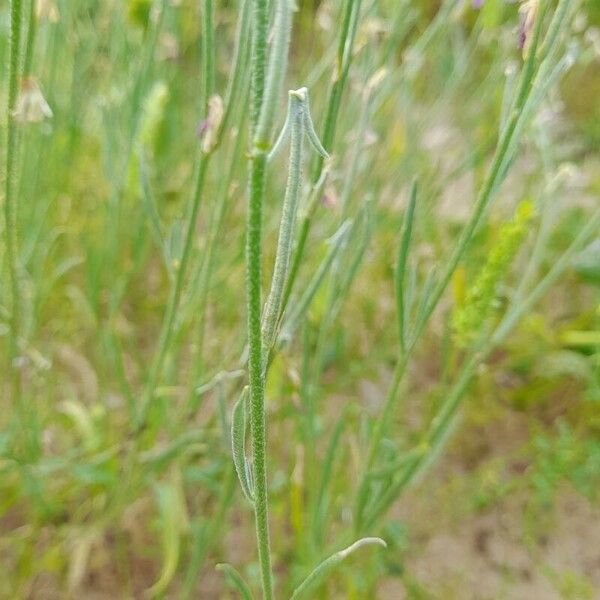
[247,151,273,600]
[359,0,567,493]
[247,0,275,596]
[169,3,252,402]
[201,0,215,116]
[137,155,210,428]
[98,2,167,409]
[185,104,248,409]
[23,0,37,77]
[5,0,24,408]
[218,0,251,139]
[414,0,550,340]
[136,0,219,427]
[250,0,269,140]
[106,0,166,316]
[353,0,579,533]
[363,206,600,532]
[256,0,292,145]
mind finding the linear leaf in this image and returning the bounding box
[216,563,255,600]
[231,387,254,503]
[291,537,387,599]
[396,181,417,353]
[281,219,353,343]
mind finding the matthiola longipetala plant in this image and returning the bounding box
[2,0,600,597]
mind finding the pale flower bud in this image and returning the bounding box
[36,0,60,22]
[519,0,539,58]
[199,95,224,154]
[13,77,53,124]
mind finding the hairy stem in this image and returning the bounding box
[247,0,275,596]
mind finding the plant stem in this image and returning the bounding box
[247,153,273,599]
[137,155,209,427]
[185,105,248,409]
[362,205,600,532]
[256,0,292,145]
[201,0,215,116]
[247,0,275,596]
[173,1,252,405]
[218,0,252,139]
[360,0,565,488]
[414,0,550,343]
[23,0,37,77]
[136,0,216,427]
[352,0,581,533]
[5,0,24,405]
[250,0,269,140]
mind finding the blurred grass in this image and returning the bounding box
[1,0,600,598]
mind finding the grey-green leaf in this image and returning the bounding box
[290,537,387,599]
[231,387,254,503]
[302,91,329,159]
[395,181,417,353]
[216,563,255,600]
[280,220,352,343]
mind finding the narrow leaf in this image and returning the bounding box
[303,91,329,159]
[231,387,254,503]
[147,479,188,597]
[366,445,428,481]
[312,413,346,544]
[216,563,255,600]
[262,93,305,363]
[291,537,387,599]
[139,150,170,272]
[267,105,292,161]
[411,266,437,347]
[396,181,417,353]
[332,200,373,317]
[281,220,352,343]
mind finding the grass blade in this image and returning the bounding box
[395,181,417,353]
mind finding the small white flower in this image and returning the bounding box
[199,94,224,153]
[13,77,53,124]
[36,0,60,22]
